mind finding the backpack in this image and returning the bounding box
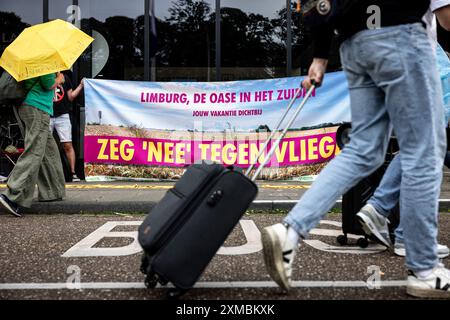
[0,71,26,105]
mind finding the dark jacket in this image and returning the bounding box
[313,0,431,58]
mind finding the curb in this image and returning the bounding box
[19,199,450,214]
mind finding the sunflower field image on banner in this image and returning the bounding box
[83,71,351,181]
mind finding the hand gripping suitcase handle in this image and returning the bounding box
[246,83,316,182]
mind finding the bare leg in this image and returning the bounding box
[63,142,76,174]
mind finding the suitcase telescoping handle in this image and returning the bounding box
[245,82,317,182]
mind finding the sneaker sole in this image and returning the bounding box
[394,248,406,257]
[407,286,450,298]
[261,228,290,291]
[356,213,392,249]
[439,252,450,259]
[0,196,21,217]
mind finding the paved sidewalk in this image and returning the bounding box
[1,176,450,214]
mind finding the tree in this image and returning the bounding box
[271,5,313,75]
[168,0,211,33]
[166,0,214,68]
[220,6,285,78]
[0,11,28,55]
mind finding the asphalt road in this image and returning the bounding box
[0,213,449,300]
[2,178,450,213]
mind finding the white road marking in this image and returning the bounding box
[0,280,407,290]
[253,200,343,204]
[62,219,385,257]
[306,220,387,254]
[62,220,262,257]
[254,199,450,204]
[304,240,386,254]
[62,221,142,257]
[217,220,262,255]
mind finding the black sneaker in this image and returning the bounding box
[0,194,21,217]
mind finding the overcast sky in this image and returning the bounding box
[0,0,286,25]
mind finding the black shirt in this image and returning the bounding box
[314,0,431,59]
[52,74,74,118]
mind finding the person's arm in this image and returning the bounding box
[312,24,334,60]
[302,58,329,89]
[434,4,450,31]
[38,73,56,91]
[40,72,64,91]
[67,78,84,102]
[302,24,333,89]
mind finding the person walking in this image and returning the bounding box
[0,72,66,217]
[261,0,450,298]
[356,1,450,259]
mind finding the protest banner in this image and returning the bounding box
[84,72,350,180]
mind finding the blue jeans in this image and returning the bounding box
[367,44,450,246]
[367,154,403,242]
[369,151,450,245]
[285,23,446,272]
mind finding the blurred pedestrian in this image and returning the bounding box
[0,72,66,217]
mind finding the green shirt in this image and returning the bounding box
[23,73,56,115]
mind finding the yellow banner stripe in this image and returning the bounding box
[0,183,310,190]
[260,184,311,189]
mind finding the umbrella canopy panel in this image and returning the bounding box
[0,19,93,81]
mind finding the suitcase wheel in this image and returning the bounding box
[167,288,187,300]
[158,276,169,286]
[336,234,348,246]
[140,254,150,275]
[357,237,369,248]
[144,273,158,289]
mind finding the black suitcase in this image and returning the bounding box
[138,84,317,298]
[138,163,258,297]
[337,133,400,248]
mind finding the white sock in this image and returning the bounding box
[287,227,300,246]
[416,269,434,279]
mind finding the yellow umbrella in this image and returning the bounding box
[0,19,94,82]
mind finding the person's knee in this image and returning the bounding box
[342,143,385,172]
[371,150,386,168]
[361,152,385,174]
[63,142,73,152]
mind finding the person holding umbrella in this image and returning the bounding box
[0,20,93,216]
[0,72,66,216]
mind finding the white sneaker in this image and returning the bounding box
[394,242,450,259]
[356,204,392,248]
[72,174,81,182]
[407,263,450,298]
[261,223,297,291]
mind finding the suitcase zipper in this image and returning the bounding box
[150,167,226,252]
[154,169,256,253]
[170,188,184,199]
